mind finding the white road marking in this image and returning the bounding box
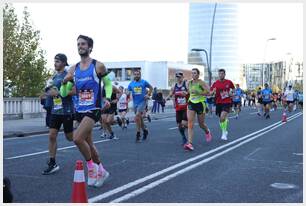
[5,139,111,160]
[109,113,302,203]
[292,153,303,156]
[88,112,302,203]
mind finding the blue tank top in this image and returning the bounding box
[74,59,102,112]
[261,88,272,102]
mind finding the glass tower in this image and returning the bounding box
[188,3,240,83]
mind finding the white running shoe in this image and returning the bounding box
[95,169,110,187]
[87,165,97,186]
[221,131,228,141]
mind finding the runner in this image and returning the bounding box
[210,68,235,141]
[232,84,243,119]
[166,71,189,145]
[42,53,75,175]
[101,85,120,139]
[184,68,212,151]
[261,83,273,119]
[117,86,130,130]
[297,91,303,109]
[271,92,278,111]
[62,35,110,187]
[206,95,214,117]
[256,87,263,116]
[127,69,153,142]
[284,85,295,112]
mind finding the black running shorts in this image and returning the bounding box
[176,110,187,123]
[187,101,206,115]
[75,109,101,123]
[49,114,74,133]
[215,103,232,117]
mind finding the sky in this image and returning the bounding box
[12,2,303,72]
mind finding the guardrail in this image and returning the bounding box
[4,97,174,120]
[4,97,45,120]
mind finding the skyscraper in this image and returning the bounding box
[188,3,240,83]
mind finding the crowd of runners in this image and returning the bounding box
[41,34,303,189]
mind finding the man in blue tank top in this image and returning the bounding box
[42,53,75,175]
[63,35,112,187]
[128,69,153,142]
[261,83,273,119]
[233,84,243,119]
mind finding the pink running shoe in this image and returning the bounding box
[205,130,212,142]
[184,143,194,151]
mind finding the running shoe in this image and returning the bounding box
[143,129,149,140]
[184,143,194,151]
[87,166,97,186]
[221,131,228,141]
[126,118,130,125]
[266,114,270,119]
[257,112,261,116]
[147,114,151,122]
[205,130,212,142]
[95,167,110,187]
[136,132,141,142]
[117,116,122,127]
[100,131,108,138]
[42,161,59,175]
[109,133,119,140]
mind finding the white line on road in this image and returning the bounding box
[5,139,111,160]
[250,112,259,115]
[109,112,302,203]
[88,112,302,203]
[292,153,303,156]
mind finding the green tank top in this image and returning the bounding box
[188,80,206,103]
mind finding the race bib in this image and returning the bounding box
[53,97,63,110]
[177,97,187,105]
[134,87,142,95]
[234,95,240,100]
[119,102,127,109]
[220,90,229,99]
[79,90,94,106]
[264,94,270,100]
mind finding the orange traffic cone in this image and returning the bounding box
[71,160,88,203]
[282,112,287,122]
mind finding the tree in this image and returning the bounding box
[3,3,52,97]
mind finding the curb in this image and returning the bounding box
[3,113,175,139]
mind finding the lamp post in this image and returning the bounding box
[262,37,276,86]
[191,48,211,86]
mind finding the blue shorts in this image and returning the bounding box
[133,100,147,114]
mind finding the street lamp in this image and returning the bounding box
[191,48,211,86]
[262,37,276,86]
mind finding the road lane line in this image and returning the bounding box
[5,139,111,160]
[88,112,302,202]
[109,112,302,203]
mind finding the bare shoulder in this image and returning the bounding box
[95,60,107,75]
[68,64,76,74]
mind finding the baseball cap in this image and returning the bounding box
[55,53,69,66]
[175,71,183,77]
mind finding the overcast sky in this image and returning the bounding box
[13,2,303,70]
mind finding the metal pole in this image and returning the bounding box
[209,3,217,87]
[191,49,210,85]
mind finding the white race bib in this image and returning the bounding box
[79,90,94,106]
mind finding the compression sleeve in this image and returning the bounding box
[102,75,112,99]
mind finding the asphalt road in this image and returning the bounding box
[3,107,303,203]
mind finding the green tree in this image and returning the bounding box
[3,3,52,97]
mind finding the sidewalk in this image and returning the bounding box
[3,108,175,138]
